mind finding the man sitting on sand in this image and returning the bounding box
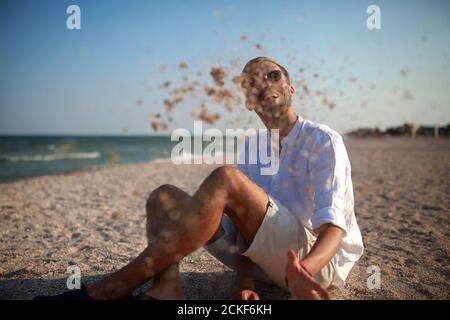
[36,57,363,300]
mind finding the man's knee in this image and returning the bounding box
[146,184,178,214]
[210,165,239,178]
[208,166,241,191]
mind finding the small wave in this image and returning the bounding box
[149,157,172,164]
[0,152,101,162]
[164,151,238,164]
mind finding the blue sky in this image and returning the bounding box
[0,0,449,135]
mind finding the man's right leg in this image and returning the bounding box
[141,184,190,299]
[86,184,197,300]
[86,166,270,299]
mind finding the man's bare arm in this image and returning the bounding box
[300,223,345,275]
[285,224,343,300]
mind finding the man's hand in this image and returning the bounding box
[236,289,260,300]
[285,250,331,300]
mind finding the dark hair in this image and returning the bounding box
[242,57,291,84]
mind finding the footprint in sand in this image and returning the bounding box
[404,258,417,266]
[421,204,442,211]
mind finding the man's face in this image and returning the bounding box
[241,60,295,118]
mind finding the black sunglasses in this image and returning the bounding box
[248,70,282,87]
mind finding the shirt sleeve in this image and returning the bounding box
[309,132,350,234]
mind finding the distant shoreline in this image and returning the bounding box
[0,156,173,185]
[346,123,450,138]
[1,123,449,138]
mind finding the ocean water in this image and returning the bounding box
[0,136,178,183]
[0,136,241,183]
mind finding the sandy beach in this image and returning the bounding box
[0,137,449,300]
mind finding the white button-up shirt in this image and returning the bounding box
[236,115,364,286]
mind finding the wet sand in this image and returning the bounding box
[0,137,449,299]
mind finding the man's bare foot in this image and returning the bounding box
[86,279,131,300]
[141,263,185,300]
[285,250,331,300]
[236,289,260,300]
[142,281,185,300]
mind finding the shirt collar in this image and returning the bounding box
[280,115,302,147]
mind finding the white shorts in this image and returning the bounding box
[205,195,335,290]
